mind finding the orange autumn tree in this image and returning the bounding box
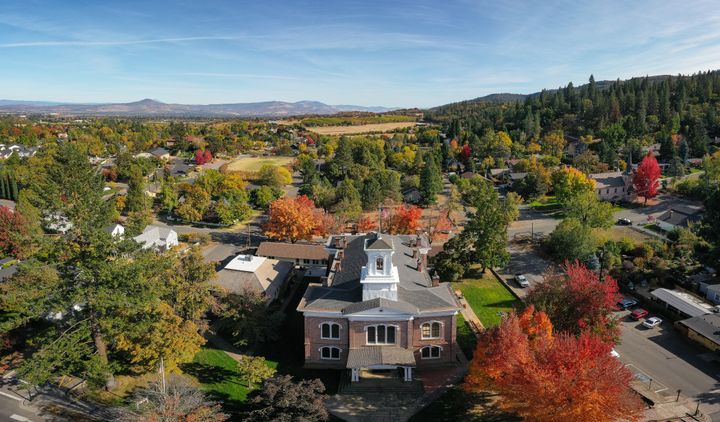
[384,205,422,234]
[264,195,327,243]
[466,306,644,422]
[356,215,378,233]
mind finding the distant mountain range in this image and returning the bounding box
[0,98,397,117]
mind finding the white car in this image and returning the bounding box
[642,317,662,329]
[610,349,620,358]
[515,274,530,288]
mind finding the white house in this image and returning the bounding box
[105,223,125,237]
[133,225,178,252]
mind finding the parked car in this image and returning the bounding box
[610,349,620,358]
[642,317,662,328]
[616,218,632,226]
[630,309,649,320]
[515,274,529,288]
[617,298,638,310]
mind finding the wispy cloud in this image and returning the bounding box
[0,36,243,48]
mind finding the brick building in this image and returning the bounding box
[297,232,460,383]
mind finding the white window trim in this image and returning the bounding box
[420,320,444,340]
[420,345,443,360]
[318,321,342,340]
[365,324,400,345]
[319,346,341,360]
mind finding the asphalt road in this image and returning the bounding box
[613,310,720,414]
[0,391,41,421]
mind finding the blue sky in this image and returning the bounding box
[1,0,719,107]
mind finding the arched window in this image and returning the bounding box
[375,256,384,272]
[366,324,397,345]
[420,345,442,359]
[320,346,341,360]
[420,321,442,339]
[320,322,341,339]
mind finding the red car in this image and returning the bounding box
[630,309,649,320]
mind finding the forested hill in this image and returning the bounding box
[425,71,720,156]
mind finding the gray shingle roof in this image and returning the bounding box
[342,297,418,315]
[366,235,393,250]
[346,347,416,368]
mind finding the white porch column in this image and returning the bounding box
[351,368,359,382]
[403,366,412,382]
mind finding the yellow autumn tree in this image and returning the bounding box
[542,130,566,158]
[551,166,596,204]
[116,302,205,373]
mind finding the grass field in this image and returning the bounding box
[182,347,277,409]
[224,155,294,173]
[455,267,523,327]
[308,121,417,135]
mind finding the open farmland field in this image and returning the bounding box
[224,155,294,172]
[308,121,417,135]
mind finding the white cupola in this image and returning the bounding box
[360,233,400,301]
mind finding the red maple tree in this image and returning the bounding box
[466,306,644,422]
[202,149,213,164]
[194,149,206,165]
[460,143,472,161]
[633,152,661,204]
[0,207,31,259]
[527,261,622,342]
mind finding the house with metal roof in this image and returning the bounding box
[297,232,460,384]
[650,288,713,319]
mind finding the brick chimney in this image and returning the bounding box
[431,272,440,287]
[416,257,424,273]
[335,260,342,272]
[412,248,418,259]
[337,249,345,259]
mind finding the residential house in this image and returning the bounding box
[650,288,713,319]
[675,314,720,352]
[256,241,331,277]
[0,144,38,159]
[297,232,460,383]
[655,204,703,232]
[133,225,178,252]
[402,187,422,204]
[105,223,125,237]
[150,147,171,160]
[588,168,634,202]
[214,254,293,303]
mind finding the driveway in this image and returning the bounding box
[614,309,720,417]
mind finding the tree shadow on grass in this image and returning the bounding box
[179,362,238,387]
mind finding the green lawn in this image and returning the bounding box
[455,268,523,327]
[182,347,277,408]
[456,313,477,359]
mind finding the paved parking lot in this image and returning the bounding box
[613,309,720,417]
[498,241,554,298]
